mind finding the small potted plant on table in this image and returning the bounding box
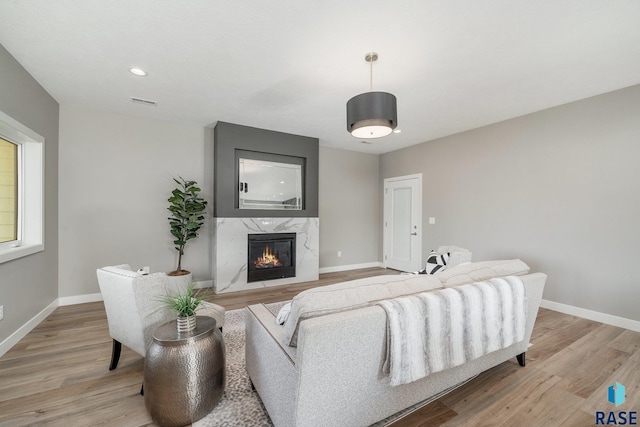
[162,281,205,333]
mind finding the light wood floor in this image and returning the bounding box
[0,268,638,426]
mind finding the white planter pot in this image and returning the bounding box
[165,272,193,293]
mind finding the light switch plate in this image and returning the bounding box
[429,217,436,224]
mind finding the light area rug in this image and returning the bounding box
[194,308,271,427]
[195,306,472,427]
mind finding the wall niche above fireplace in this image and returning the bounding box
[237,152,304,211]
[213,122,318,218]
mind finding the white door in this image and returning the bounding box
[384,174,422,272]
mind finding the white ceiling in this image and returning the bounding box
[1,1,639,155]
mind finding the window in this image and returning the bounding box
[0,110,44,264]
[0,137,18,243]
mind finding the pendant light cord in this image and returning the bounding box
[370,57,373,91]
[365,52,377,91]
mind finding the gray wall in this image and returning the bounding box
[0,44,59,342]
[58,105,214,296]
[381,84,640,322]
[319,147,380,268]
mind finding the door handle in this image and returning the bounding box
[410,232,417,236]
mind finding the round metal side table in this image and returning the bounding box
[144,316,225,427]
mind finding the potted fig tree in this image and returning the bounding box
[167,176,208,283]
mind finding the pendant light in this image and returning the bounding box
[346,52,398,139]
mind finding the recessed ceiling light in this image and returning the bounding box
[393,129,402,134]
[128,67,148,77]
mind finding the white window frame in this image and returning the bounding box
[0,110,44,264]
[0,136,21,245]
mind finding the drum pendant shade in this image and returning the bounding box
[346,52,398,139]
[347,91,397,138]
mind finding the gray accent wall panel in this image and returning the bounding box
[213,122,319,218]
[381,84,640,322]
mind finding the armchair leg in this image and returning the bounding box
[109,339,122,371]
[140,384,144,396]
[516,352,526,367]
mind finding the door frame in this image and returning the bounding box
[383,173,423,271]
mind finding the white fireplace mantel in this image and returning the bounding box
[212,217,319,293]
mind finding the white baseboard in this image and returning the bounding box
[57,279,215,306]
[541,299,640,333]
[319,262,384,274]
[0,299,58,358]
[1,278,217,357]
[58,292,103,306]
[194,279,213,289]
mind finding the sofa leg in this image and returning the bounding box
[109,339,122,371]
[250,380,256,391]
[516,352,526,367]
[140,384,144,396]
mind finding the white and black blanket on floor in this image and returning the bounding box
[377,276,527,386]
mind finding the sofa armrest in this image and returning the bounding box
[245,305,298,427]
[521,272,546,346]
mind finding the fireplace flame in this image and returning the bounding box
[254,245,283,269]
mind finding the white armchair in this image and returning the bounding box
[96,264,225,371]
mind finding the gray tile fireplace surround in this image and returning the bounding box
[212,217,319,293]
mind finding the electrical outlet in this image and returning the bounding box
[337,251,342,258]
[0,305,3,321]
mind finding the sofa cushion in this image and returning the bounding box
[436,259,530,287]
[283,274,443,347]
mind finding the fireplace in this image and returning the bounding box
[247,233,296,283]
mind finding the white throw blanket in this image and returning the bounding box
[377,276,527,386]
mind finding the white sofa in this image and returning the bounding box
[245,261,545,427]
